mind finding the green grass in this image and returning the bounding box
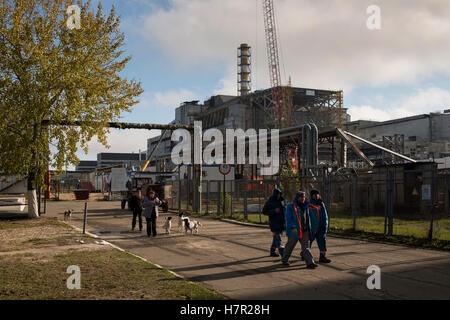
[329,215,450,241]
[0,217,64,230]
[228,213,269,225]
[0,249,224,300]
[0,217,224,300]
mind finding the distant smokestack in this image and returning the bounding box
[237,43,251,96]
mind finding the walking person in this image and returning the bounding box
[143,189,161,237]
[281,191,317,268]
[307,189,331,263]
[262,187,286,257]
[129,188,143,232]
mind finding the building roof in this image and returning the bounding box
[76,160,97,166]
[349,112,449,130]
[97,153,146,161]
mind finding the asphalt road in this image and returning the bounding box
[45,200,450,300]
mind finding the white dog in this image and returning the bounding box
[63,209,73,222]
[163,216,173,234]
[183,218,202,234]
[177,212,187,232]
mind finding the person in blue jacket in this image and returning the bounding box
[281,191,316,268]
[262,187,286,257]
[307,189,331,263]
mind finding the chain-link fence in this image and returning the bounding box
[165,169,450,241]
[303,167,450,241]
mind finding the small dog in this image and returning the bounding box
[163,216,173,234]
[177,212,186,232]
[63,209,73,222]
[183,218,202,234]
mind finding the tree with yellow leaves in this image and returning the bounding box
[0,0,143,217]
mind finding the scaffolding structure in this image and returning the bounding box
[240,87,345,131]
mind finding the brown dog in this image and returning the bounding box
[63,209,73,222]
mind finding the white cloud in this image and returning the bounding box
[49,128,158,171]
[213,65,237,95]
[348,87,450,121]
[347,105,392,122]
[140,0,450,93]
[79,129,157,158]
[393,87,450,116]
[152,88,197,109]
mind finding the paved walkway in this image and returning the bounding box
[45,200,450,299]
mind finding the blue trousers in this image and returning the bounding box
[310,231,327,257]
[270,232,285,255]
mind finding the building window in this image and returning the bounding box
[408,136,417,141]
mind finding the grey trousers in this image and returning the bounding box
[281,231,315,265]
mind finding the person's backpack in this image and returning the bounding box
[262,200,273,215]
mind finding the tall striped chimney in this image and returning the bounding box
[237,43,251,96]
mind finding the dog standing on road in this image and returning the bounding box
[183,218,202,234]
[163,216,173,234]
[63,209,74,222]
[177,212,186,232]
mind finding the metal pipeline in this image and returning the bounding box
[310,123,319,167]
[299,123,319,177]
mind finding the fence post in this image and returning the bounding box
[428,168,436,241]
[428,206,434,241]
[222,176,226,216]
[178,176,181,213]
[206,180,210,214]
[230,180,233,218]
[445,176,449,217]
[384,169,394,236]
[244,181,248,221]
[352,174,357,231]
[327,173,332,231]
[384,169,388,235]
[82,202,88,234]
[258,182,262,223]
[37,181,41,216]
[217,182,221,216]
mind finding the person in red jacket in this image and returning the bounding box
[281,191,317,268]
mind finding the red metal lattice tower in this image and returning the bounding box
[262,0,283,128]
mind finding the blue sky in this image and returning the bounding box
[74,0,450,164]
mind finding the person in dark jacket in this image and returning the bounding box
[143,189,161,237]
[262,187,286,257]
[129,189,143,232]
[281,191,317,268]
[307,189,331,263]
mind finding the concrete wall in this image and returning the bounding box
[353,117,430,141]
[431,113,450,141]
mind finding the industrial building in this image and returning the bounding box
[75,160,98,172]
[74,152,147,172]
[96,152,147,169]
[345,111,450,165]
